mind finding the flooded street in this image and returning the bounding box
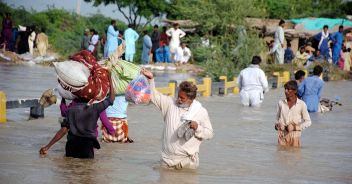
[0,64,351,183]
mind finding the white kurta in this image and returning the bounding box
[88,34,99,52]
[237,65,269,107]
[272,26,285,64]
[28,31,36,55]
[175,46,191,63]
[150,80,213,169]
[166,28,186,53]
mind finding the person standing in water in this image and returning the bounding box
[141,69,213,169]
[275,80,311,147]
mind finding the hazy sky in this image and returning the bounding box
[2,0,131,23]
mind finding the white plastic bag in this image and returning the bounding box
[54,84,77,100]
[53,60,90,88]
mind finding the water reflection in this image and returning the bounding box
[154,167,199,184]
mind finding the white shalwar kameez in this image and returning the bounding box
[166,28,186,54]
[150,80,213,169]
[28,31,36,55]
[88,34,99,52]
[175,46,191,63]
[237,64,269,107]
[271,26,285,64]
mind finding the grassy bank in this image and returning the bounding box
[0,2,127,58]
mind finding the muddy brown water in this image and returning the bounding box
[0,64,351,183]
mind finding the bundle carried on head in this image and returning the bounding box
[54,50,110,104]
[102,59,141,95]
[70,50,110,104]
[101,41,141,95]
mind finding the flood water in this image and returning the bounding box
[0,64,351,184]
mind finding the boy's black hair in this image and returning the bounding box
[313,65,323,76]
[294,70,306,80]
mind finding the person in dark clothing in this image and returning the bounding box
[1,12,12,49]
[151,25,160,62]
[39,73,115,159]
[17,28,30,54]
[9,27,18,52]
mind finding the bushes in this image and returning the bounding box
[189,29,265,80]
[170,0,267,80]
[0,2,126,58]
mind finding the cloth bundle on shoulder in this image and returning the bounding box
[69,50,110,104]
[125,75,151,104]
[103,59,141,95]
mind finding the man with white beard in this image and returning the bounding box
[141,69,213,169]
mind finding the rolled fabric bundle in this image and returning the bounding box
[103,59,141,95]
[70,50,110,104]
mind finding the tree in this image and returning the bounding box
[261,0,346,19]
[169,0,267,79]
[84,0,170,27]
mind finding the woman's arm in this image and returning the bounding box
[99,110,115,135]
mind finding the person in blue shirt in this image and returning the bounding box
[284,42,294,64]
[313,25,330,60]
[124,24,139,62]
[155,42,171,63]
[331,25,344,65]
[141,30,152,64]
[104,20,119,58]
[298,65,324,112]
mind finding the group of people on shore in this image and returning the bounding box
[82,20,192,65]
[269,19,352,72]
[0,13,49,56]
[1,12,49,56]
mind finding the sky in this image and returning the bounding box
[2,0,133,23]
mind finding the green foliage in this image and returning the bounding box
[170,0,266,79]
[202,45,236,80]
[171,0,266,33]
[0,2,127,58]
[84,0,170,27]
[260,0,347,19]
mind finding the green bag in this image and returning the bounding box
[104,60,141,95]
